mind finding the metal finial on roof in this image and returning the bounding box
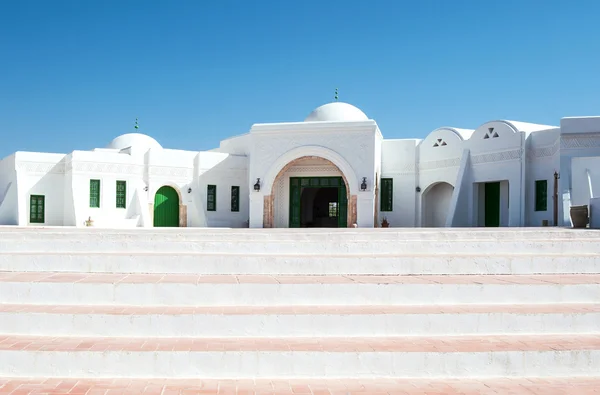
[134,118,139,130]
[334,88,339,101]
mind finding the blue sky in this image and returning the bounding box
[1,0,600,158]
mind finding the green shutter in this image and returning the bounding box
[231,186,240,212]
[207,185,217,211]
[30,195,45,224]
[535,180,548,212]
[380,178,393,212]
[89,180,100,208]
[116,181,126,208]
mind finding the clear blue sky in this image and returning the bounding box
[1,0,600,158]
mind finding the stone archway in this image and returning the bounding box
[263,156,357,228]
[422,182,454,227]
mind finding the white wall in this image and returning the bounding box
[571,157,600,205]
[69,150,145,228]
[196,152,248,228]
[525,129,560,226]
[379,139,418,227]
[14,152,67,226]
[0,154,18,225]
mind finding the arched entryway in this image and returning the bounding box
[153,186,180,227]
[422,182,454,227]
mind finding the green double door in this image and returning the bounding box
[153,186,179,227]
[484,182,500,227]
[289,176,347,228]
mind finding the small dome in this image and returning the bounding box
[304,102,369,122]
[107,133,162,151]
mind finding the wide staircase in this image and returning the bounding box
[0,227,600,394]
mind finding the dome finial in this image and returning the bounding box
[334,88,339,101]
[134,118,139,130]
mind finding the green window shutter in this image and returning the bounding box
[30,195,45,223]
[116,181,126,208]
[89,179,100,208]
[535,180,548,212]
[380,178,393,212]
[231,186,239,212]
[207,185,217,211]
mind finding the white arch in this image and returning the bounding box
[262,145,359,195]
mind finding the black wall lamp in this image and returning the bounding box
[416,186,421,193]
[360,177,367,191]
[254,178,261,192]
[187,187,192,193]
[143,186,148,192]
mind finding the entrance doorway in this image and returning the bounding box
[153,186,180,227]
[289,177,347,228]
[484,182,500,227]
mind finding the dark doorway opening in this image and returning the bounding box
[301,187,339,228]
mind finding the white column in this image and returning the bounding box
[249,193,264,228]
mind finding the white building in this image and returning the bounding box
[1,101,599,228]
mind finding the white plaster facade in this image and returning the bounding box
[2,101,600,228]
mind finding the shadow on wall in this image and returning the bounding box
[0,182,17,225]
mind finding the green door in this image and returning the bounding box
[153,186,179,227]
[484,182,500,227]
[289,176,347,228]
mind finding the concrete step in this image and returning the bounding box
[1,226,598,240]
[1,273,599,305]
[3,238,600,254]
[1,303,599,337]
[2,376,600,394]
[1,334,599,378]
[2,251,599,275]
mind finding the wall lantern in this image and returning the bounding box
[143,186,148,192]
[254,178,261,192]
[360,177,367,191]
[416,186,421,193]
[187,187,192,193]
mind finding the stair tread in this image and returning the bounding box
[2,272,600,284]
[1,377,600,394]
[2,303,600,315]
[2,334,600,352]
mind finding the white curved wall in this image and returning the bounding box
[422,182,454,227]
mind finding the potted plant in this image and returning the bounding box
[381,217,389,228]
[570,205,588,228]
[84,216,94,227]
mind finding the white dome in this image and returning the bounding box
[304,102,369,122]
[107,133,162,151]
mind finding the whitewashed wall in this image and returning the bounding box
[380,139,418,227]
[417,128,466,227]
[14,152,66,226]
[196,152,248,228]
[525,129,560,226]
[0,154,18,225]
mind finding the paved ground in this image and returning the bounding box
[1,377,599,394]
[1,334,600,352]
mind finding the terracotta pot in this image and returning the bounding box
[570,205,588,228]
[381,220,390,228]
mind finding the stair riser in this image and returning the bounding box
[2,283,598,305]
[2,254,599,275]
[1,313,599,337]
[0,230,593,242]
[1,350,598,378]
[2,240,600,254]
